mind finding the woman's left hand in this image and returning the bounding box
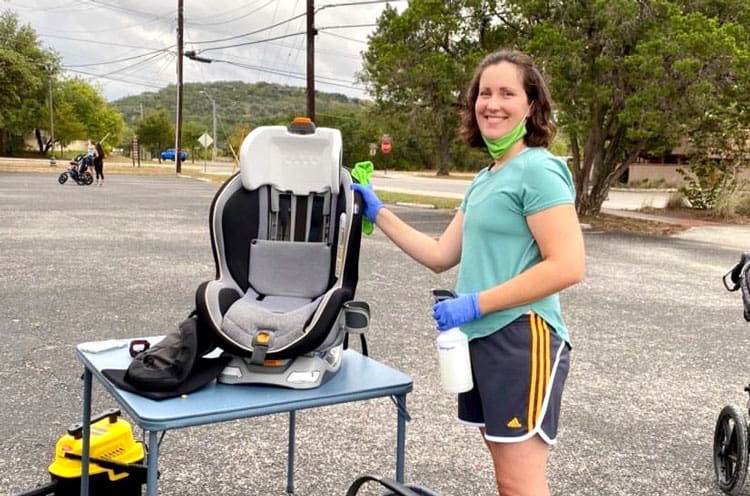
[432,293,481,331]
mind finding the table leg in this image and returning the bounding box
[80,369,92,496]
[147,431,160,496]
[395,393,407,483]
[286,410,296,494]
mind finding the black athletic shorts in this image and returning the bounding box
[457,312,570,444]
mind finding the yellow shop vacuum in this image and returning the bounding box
[17,408,148,496]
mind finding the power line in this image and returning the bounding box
[3,0,79,13]
[316,0,406,11]
[280,0,305,87]
[319,23,377,30]
[67,68,167,91]
[185,0,275,28]
[96,51,172,79]
[319,31,367,44]
[185,0,270,24]
[194,21,377,54]
[202,56,364,91]
[49,12,174,36]
[198,31,306,53]
[188,12,307,47]
[80,0,173,20]
[63,49,172,68]
[260,0,282,70]
[37,33,174,52]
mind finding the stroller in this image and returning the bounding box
[58,154,94,186]
[714,252,750,494]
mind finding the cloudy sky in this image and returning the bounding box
[4,0,406,102]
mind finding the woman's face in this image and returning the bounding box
[474,61,530,141]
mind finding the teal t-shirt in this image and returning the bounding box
[457,147,575,344]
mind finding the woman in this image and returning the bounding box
[93,142,104,186]
[352,49,585,496]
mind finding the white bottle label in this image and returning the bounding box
[436,329,473,394]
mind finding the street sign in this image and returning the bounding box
[380,135,392,154]
[131,136,140,168]
[369,142,378,156]
[198,132,213,148]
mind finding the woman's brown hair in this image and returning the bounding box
[459,50,556,149]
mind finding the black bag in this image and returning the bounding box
[102,314,229,400]
[345,475,440,496]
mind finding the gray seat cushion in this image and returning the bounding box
[221,289,323,350]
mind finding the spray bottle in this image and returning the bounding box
[432,289,473,394]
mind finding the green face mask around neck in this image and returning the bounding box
[481,118,528,160]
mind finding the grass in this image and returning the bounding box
[3,158,743,237]
[378,191,461,210]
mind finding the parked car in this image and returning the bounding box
[160,148,188,161]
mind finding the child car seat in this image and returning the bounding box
[194,118,367,389]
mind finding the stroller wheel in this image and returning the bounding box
[84,172,94,185]
[58,174,68,185]
[714,404,749,494]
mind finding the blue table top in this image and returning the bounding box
[76,339,413,431]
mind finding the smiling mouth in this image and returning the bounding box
[483,115,507,122]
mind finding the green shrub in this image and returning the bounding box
[666,192,688,209]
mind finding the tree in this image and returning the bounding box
[55,78,124,142]
[360,1,480,175]
[360,0,750,214]
[181,121,205,163]
[515,0,750,214]
[51,100,86,151]
[0,10,57,155]
[135,109,174,162]
[226,122,251,164]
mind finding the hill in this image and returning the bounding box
[111,81,370,137]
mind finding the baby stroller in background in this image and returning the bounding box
[58,154,94,186]
[714,252,750,494]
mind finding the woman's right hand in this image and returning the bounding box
[351,183,383,223]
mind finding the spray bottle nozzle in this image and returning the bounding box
[431,288,457,304]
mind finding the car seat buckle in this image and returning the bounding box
[249,330,274,365]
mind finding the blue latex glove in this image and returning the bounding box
[351,183,383,224]
[432,293,481,331]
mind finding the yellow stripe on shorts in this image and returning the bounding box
[527,313,551,431]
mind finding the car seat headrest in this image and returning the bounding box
[238,125,342,195]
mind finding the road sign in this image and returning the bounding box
[369,142,378,156]
[381,135,392,154]
[198,132,213,148]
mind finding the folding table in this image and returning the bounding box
[75,339,413,495]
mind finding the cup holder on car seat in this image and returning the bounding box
[343,301,370,334]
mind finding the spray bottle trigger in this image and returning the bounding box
[431,288,457,304]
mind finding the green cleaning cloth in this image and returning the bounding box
[351,160,375,235]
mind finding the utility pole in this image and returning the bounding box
[306,0,316,122]
[210,97,217,161]
[175,0,184,174]
[46,67,55,166]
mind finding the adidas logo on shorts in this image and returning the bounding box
[506,417,522,429]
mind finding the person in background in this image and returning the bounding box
[93,142,105,186]
[352,49,585,496]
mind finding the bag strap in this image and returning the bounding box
[346,475,421,496]
[342,334,368,357]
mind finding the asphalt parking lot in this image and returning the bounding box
[1,171,749,495]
